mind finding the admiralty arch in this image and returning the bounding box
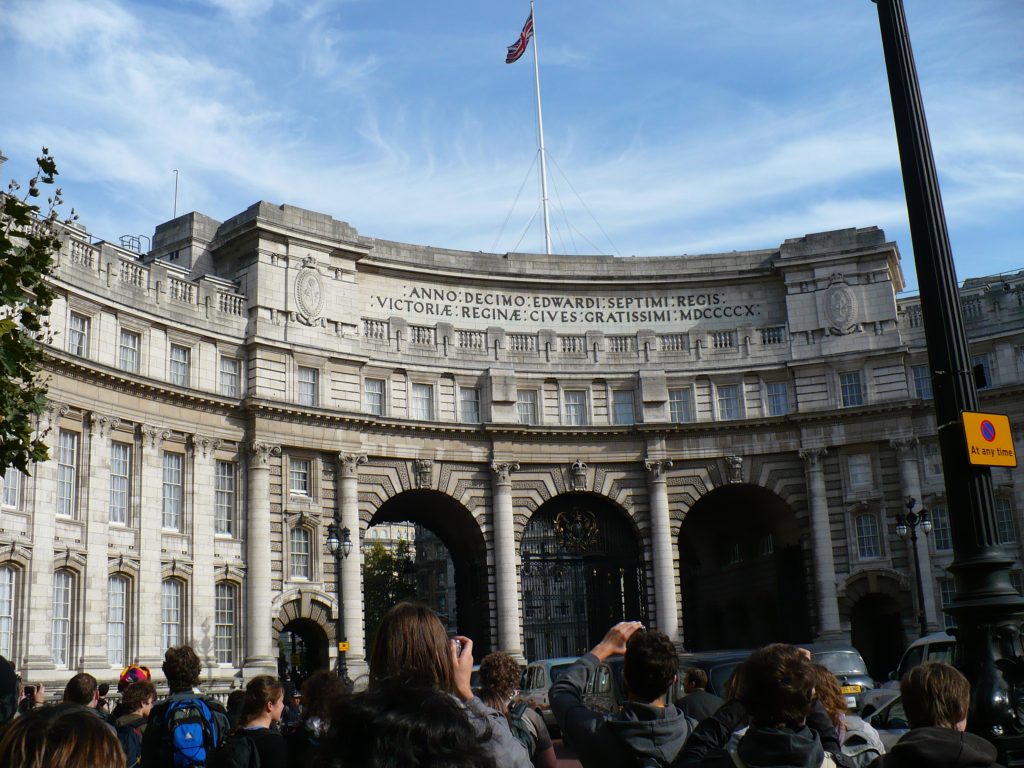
[1,200,1022,688]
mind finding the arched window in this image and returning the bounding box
[290,527,311,580]
[161,579,183,650]
[855,514,881,559]
[52,570,75,666]
[107,575,129,665]
[215,583,237,664]
[0,566,15,658]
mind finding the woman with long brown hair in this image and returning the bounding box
[219,675,287,768]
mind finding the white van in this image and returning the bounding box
[859,631,955,713]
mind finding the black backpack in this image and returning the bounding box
[507,701,537,756]
[115,719,144,768]
[214,732,261,768]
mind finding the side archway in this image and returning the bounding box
[842,569,912,680]
[273,598,333,683]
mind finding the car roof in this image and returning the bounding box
[528,657,579,667]
[907,631,955,648]
[801,643,866,655]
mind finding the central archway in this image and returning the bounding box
[521,493,646,660]
[679,484,810,650]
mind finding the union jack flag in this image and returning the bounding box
[505,11,534,64]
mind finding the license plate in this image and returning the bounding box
[841,685,862,694]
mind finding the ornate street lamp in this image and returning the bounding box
[896,497,932,638]
[326,523,353,686]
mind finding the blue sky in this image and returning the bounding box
[1,0,1021,292]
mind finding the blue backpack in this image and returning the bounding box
[162,697,219,767]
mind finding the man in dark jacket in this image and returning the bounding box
[870,661,1002,768]
[677,668,724,723]
[551,621,695,768]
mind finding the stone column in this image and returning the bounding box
[337,454,367,669]
[644,459,679,641]
[139,424,172,668]
[245,441,280,673]
[800,448,842,638]
[491,462,523,658]
[891,438,939,630]
[191,435,222,665]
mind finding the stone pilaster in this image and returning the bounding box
[644,458,679,640]
[891,438,939,631]
[337,453,367,673]
[491,462,523,658]
[139,423,172,668]
[800,448,842,638]
[191,434,222,666]
[244,441,280,674]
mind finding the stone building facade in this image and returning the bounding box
[1,200,1022,688]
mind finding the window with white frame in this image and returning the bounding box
[67,312,90,357]
[766,382,789,416]
[517,390,539,426]
[840,371,865,407]
[0,566,14,658]
[923,443,943,478]
[219,356,241,397]
[972,353,992,389]
[995,498,1017,545]
[107,575,128,666]
[215,461,236,536]
[855,513,881,559]
[938,578,956,629]
[52,570,74,666]
[289,458,311,496]
[668,388,692,423]
[717,385,739,420]
[460,387,481,423]
[1,467,20,508]
[119,329,140,373]
[162,452,183,530]
[364,378,386,416]
[912,365,933,399]
[161,579,182,650]
[169,344,191,387]
[411,383,435,420]
[290,527,311,579]
[564,389,588,426]
[931,506,952,552]
[57,430,78,517]
[109,443,131,525]
[297,366,319,406]
[215,582,236,664]
[847,454,873,489]
[612,390,635,425]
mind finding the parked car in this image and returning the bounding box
[515,656,580,731]
[802,643,875,711]
[866,694,909,750]
[859,632,955,714]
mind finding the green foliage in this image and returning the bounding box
[363,538,417,653]
[0,149,74,473]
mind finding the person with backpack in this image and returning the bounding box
[116,680,157,768]
[142,645,230,768]
[810,664,884,767]
[477,651,557,768]
[215,675,287,768]
[550,621,696,768]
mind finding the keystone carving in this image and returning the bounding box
[571,460,588,491]
[415,459,433,489]
[726,456,744,484]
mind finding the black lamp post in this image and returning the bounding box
[326,523,353,686]
[896,497,932,638]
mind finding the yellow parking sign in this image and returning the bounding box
[962,412,1018,467]
[337,641,350,652]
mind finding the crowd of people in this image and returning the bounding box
[0,607,1005,768]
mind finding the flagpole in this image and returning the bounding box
[530,0,553,255]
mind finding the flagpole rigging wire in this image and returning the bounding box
[530,0,553,255]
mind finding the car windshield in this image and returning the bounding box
[709,663,741,695]
[815,651,868,676]
[549,663,575,683]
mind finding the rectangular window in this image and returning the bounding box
[840,371,864,407]
[107,576,127,666]
[0,567,14,658]
[1012,571,1024,597]
[365,378,386,416]
[169,344,191,387]
[289,458,311,496]
[972,354,992,389]
[215,583,236,664]
[668,388,692,423]
[996,498,1017,545]
[460,387,481,423]
[161,580,182,650]
[162,452,183,530]
[564,390,588,426]
[855,514,881,559]
[717,385,739,420]
[219,356,241,397]
[517,390,539,426]
[297,366,319,406]
[119,330,140,373]
[57,430,78,517]
[611,390,635,425]
[215,461,236,536]
[1,467,20,508]
[912,365,933,399]
[923,443,943,478]
[847,454,873,489]
[938,578,957,629]
[52,571,73,666]
[109,443,131,525]
[68,312,90,357]
[766,382,789,416]
[931,506,952,552]
[290,528,311,579]
[411,383,434,420]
